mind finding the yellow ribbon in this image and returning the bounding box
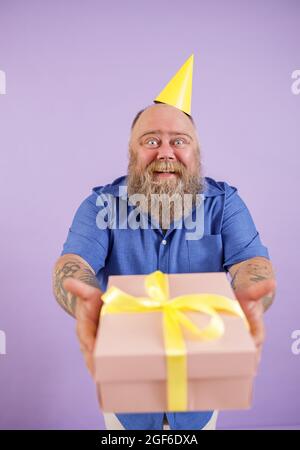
[101,270,248,411]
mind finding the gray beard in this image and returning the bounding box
[127,157,204,229]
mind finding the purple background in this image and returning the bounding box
[0,0,299,429]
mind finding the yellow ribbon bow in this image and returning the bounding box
[101,270,248,411]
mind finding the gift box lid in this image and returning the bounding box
[94,272,257,383]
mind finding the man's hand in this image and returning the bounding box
[234,278,276,350]
[62,278,103,377]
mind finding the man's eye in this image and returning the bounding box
[174,138,185,146]
[145,138,159,146]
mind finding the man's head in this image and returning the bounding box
[127,103,204,227]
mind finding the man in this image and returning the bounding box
[52,58,276,430]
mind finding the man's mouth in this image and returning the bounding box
[153,170,177,178]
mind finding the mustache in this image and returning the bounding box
[145,160,186,175]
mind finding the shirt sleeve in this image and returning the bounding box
[221,183,270,271]
[60,191,110,274]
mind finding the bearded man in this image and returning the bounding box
[52,101,276,431]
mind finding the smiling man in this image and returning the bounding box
[127,103,203,231]
[52,56,276,430]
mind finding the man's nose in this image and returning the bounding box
[156,141,176,160]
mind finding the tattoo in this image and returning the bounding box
[261,294,274,311]
[231,261,274,289]
[69,295,77,316]
[78,270,100,288]
[246,263,274,284]
[54,259,99,316]
[230,270,239,290]
[230,259,276,312]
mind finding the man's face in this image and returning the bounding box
[129,103,200,181]
[127,104,203,227]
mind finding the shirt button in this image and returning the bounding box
[162,239,167,245]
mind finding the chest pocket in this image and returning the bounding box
[187,234,223,272]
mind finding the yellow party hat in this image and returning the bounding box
[154,54,194,115]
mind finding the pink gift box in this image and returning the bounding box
[94,272,257,413]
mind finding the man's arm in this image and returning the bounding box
[52,254,104,376]
[228,256,276,311]
[52,253,101,317]
[227,256,276,350]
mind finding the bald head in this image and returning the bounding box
[130,103,197,138]
[131,103,196,131]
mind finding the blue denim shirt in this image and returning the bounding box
[61,175,269,430]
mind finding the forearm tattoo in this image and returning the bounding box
[231,260,276,311]
[53,259,99,316]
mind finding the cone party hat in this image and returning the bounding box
[154,54,194,115]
